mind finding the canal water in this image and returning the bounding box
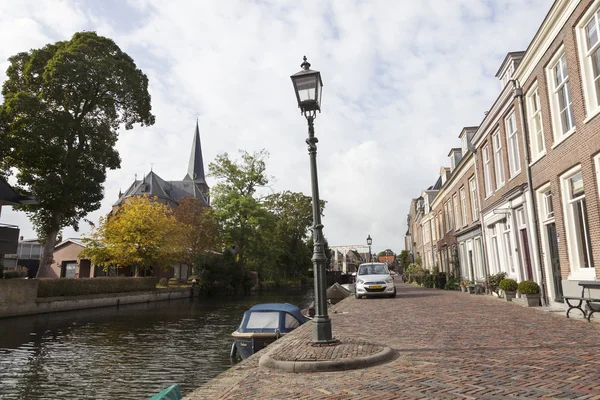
[0,288,313,399]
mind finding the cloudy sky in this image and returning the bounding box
[0,0,551,254]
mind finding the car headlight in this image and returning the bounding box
[386,277,393,283]
[357,279,365,284]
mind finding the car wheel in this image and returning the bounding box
[388,289,396,298]
[355,293,361,299]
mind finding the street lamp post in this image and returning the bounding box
[291,56,336,344]
[366,234,372,263]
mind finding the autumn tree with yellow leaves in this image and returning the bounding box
[83,196,182,276]
[173,197,220,275]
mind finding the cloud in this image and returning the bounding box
[0,0,551,253]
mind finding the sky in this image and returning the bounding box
[0,0,552,254]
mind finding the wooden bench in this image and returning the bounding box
[565,281,600,322]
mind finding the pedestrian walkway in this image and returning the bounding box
[185,283,600,399]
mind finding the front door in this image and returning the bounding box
[520,229,533,281]
[546,223,563,302]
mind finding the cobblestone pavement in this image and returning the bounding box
[186,283,600,399]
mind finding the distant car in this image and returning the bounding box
[354,262,396,299]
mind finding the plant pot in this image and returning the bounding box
[467,285,475,294]
[460,286,467,292]
[504,291,516,301]
[522,293,540,307]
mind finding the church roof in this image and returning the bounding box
[116,171,209,206]
[183,120,206,183]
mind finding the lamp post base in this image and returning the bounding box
[311,316,339,345]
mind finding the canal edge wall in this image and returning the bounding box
[0,280,191,319]
[183,295,355,399]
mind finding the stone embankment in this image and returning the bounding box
[0,279,190,318]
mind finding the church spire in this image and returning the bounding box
[184,120,206,182]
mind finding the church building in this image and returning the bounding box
[113,121,210,210]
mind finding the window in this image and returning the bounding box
[490,224,501,274]
[526,84,546,160]
[577,5,600,117]
[543,190,554,221]
[445,200,453,232]
[469,177,479,221]
[453,194,460,231]
[482,145,492,196]
[460,186,468,227]
[424,221,430,244]
[561,167,593,274]
[547,50,575,141]
[492,132,505,188]
[505,112,521,177]
[502,220,514,274]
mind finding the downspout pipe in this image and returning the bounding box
[513,80,548,306]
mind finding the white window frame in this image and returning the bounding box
[546,47,576,147]
[453,194,460,231]
[505,111,521,178]
[501,219,515,275]
[492,131,505,189]
[560,165,595,279]
[469,176,479,222]
[576,2,600,122]
[460,186,468,227]
[595,153,600,200]
[445,200,453,232]
[526,82,546,162]
[425,221,430,244]
[482,144,493,197]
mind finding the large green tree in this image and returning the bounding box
[0,31,155,276]
[208,149,270,264]
[263,190,325,279]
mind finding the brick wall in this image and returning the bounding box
[524,0,600,280]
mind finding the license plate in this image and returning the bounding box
[370,285,382,289]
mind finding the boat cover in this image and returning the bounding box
[248,303,307,323]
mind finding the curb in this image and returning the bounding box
[258,344,396,373]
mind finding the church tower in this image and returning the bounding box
[183,120,210,204]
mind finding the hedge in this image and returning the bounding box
[37,277,159,297]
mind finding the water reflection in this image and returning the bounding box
[0,289,313,399]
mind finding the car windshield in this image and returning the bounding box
[358,264,388,275]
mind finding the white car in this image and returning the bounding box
[354,262,396,299]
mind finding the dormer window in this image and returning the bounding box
[501,64,514,88]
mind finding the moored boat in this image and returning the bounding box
[231,303,309,360]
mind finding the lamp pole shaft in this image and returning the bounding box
[306,115,333,343]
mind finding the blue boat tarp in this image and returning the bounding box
[236,303,309,333]
[248,303,307,322]
[148,384,182,400]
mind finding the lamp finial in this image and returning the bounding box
[301,56,311,70]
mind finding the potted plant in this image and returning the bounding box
[499,278,518,301]
[518,280,541,307]
[460,280,468,292]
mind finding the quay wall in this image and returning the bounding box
[0,279,190,319]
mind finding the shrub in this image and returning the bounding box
[488,272,507,296]
[3,266,29,279]
[518,280,540,295]
[499,278,518,292]
[423,272,435,288]
[158,277,168,287]
[37,277,158,297]
[445,276,460,290]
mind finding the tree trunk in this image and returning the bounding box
[36,229,59,278]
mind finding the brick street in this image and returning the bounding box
[187,283,600,399]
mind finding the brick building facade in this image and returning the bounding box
[405,0,600,307]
